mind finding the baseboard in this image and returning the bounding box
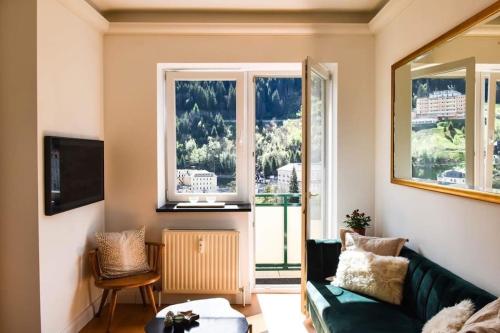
[62,295,102,333]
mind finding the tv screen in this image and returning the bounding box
[44,136,104,215]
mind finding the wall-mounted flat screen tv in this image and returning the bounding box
[44,136,104,215]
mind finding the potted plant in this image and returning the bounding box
[344,209,371,235]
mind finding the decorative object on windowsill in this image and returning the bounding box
[188,196,199,204]
[343,209,371,235]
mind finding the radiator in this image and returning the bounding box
[162,229,240,294]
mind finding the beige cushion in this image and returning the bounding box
[345,232,406,256]
[459,298,500,333]
[422,300,475,333]
[95,226,150,278]
[339,228,354,251]
[332,250,409,305]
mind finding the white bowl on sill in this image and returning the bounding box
[188,196,199,204]
[205,196,216,204]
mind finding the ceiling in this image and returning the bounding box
[87,0,389,12]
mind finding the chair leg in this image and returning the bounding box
[96,289,109,317]
[106,289,118,333]
[139,287,147,307]
[145,284,157,314]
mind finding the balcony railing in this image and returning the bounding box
[255,193,301,271]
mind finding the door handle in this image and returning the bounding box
[308,192,319,198]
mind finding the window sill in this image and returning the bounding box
[156,201,252,213]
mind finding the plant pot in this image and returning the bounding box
[351,228,365,235]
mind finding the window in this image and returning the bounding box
[165,72,246,200]
[409,58,474,187]
[481,74,500,192]
[254,77,302,197]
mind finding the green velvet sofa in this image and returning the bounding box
[306,239,496,333]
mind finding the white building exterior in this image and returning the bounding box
[277,163,322,193]
[437,169,466,186]
[415,90,465,119]
[176,169,217,193]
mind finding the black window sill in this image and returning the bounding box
[156,201,252,213]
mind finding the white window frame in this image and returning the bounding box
[165,71,248,202]
[478,72,500,192]
[411,57,475,186]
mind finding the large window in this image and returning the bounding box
[166,72,245,200]
[409,58,474,187]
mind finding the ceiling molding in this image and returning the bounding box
[89,0,388,12]
[57,0,109,32]
[465,25,500,36]
[103,9,374,24]
[106,22,371,35]
[369,0,414,34]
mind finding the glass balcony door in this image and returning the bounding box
[300,57,331,311]
[252,75,302,285]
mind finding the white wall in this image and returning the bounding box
[0,0,41,331]
[37,0,106,332]
[374,0,500,296]
[103,33,375,301]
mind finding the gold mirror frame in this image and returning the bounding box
[391,2,500,204]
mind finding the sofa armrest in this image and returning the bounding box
[306,239,342,282]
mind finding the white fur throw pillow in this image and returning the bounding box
[332,250,409,305]
[422,300,475,333]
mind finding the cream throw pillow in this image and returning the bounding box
[339,228,352,251]
[345,232,406,256]
[459,298,500,333]
[95,226,150,278]
[332,250,409,305]
[422,300,475,333]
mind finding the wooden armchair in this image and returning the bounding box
[88,242,164,332]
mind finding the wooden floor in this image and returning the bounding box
[80,293,314,333]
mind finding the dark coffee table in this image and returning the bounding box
[145,298,249,333]
[145,317,248,333]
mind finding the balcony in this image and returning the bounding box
[255,193,301,284]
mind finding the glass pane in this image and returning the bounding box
[253,77,302,274]
[494,80,500,190]
[254,77,302,197]
[175,80,236,194]
[308,71,325,240]
[411,70,467,186]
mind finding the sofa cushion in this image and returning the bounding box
[399,248,496,323]
[307,281,423,333]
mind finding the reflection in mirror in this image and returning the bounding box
[393,8,500,198]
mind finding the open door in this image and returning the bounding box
[301,57,331,312]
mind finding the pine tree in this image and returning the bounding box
[289,166,299,203]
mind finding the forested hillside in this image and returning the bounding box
[175,78,302,192]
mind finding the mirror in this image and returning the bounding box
[392,3,500,204]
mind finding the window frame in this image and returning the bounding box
[165,71,248,202]
[410,57,475,186]
[246,71,302,204]
[479,72,500,192]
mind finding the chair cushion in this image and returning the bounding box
[307,281,423,333]
[95,226,150,278]
[95,271,160,289]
